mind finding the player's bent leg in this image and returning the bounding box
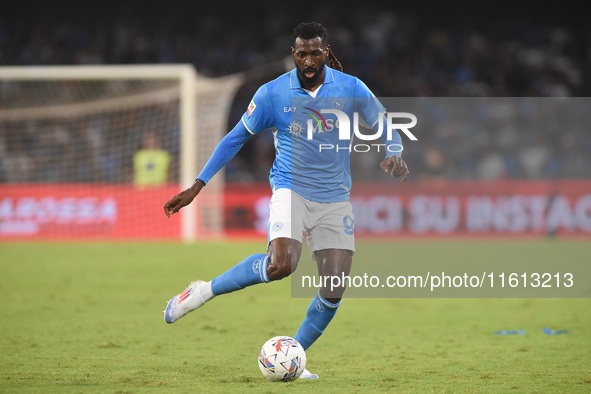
[266,238,302,281]
[163,239,302,324]
[211,253,270,294]
[164,253,270,324]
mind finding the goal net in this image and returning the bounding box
[0,65,243,241]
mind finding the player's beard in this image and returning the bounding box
[298,65,321,86]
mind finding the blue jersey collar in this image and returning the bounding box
[289,65,334,90]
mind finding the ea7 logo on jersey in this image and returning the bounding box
[247,100,256,117]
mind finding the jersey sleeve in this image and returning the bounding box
[196,121,252,184]
[355,78,403,158]
[354,78,386,128]
[240,84,274,135]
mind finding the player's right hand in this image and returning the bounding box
[164,179,205,217]
[380,156,410,182]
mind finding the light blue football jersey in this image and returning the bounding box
[241,65,400,203]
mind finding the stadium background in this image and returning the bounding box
[1,0,589,240]
[1,1,590,392]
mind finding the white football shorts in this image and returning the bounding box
[267,188,355,258]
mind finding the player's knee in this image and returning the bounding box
[267,251,297,281]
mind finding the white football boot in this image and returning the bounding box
[164,280,213,323]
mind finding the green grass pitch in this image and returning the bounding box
[1,241,590,393]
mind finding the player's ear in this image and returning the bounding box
[324,44,331,56]
[291,47,295,57]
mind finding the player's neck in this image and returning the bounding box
[299,70,325,92]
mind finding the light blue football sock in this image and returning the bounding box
[211,254,269,295]
[294,292,340,350]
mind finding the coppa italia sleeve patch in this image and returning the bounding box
[247,100,256,117]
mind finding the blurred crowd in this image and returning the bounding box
[1,2,589,183]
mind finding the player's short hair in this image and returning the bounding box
[291,22,329,47]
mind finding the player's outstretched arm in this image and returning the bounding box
[164,179,205,217]
[380,156,410,182]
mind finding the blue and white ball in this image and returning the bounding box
[258,336,306,381]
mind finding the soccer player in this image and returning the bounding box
[163,22,409,379]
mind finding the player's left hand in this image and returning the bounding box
[380,156,409,182]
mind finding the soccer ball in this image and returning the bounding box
[258,336,306,381]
